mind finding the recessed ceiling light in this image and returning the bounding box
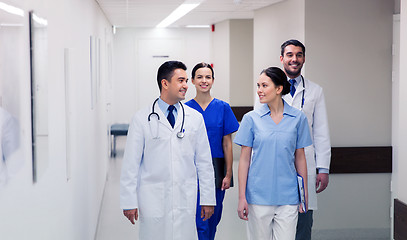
[156,1,202,28]
[185,25,210,28]
[0,2,24,16]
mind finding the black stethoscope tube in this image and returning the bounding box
[300,75,305,110]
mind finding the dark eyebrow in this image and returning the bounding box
[286,51,304,55]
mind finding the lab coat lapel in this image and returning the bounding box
[156,105,174,131]
[294,78,305,99]
[173,103,188,130]
[291,77,305,109]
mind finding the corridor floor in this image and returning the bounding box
[95,139,390,240]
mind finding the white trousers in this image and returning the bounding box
[247,204,298,240]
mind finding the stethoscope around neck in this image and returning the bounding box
[295,75,305,110]
[148,98,185,139]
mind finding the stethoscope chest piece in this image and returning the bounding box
[177,131,185,139]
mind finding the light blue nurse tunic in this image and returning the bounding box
[233,100,312,206]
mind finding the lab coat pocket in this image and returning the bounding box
[174,180,196,213]
[138,182,165,219]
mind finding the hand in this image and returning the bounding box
[123,209,138,224]
[316,173,329,193]
[201,206,214,221]
[237,198,249,221]
[221,176,231,191]
[299,202,307,213]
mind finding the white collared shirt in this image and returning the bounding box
[157,97,179,120]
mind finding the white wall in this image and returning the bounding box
[211,20,231,103]
[112,27,212,123]
[211,19,254,106]
[0,0,113,239]
[254,0,393,232]
[253,0,304,106]
[391,13,400,239]
[229,19,254,106]
[305,0,393,146]
[304,0,393,232]
[395,0,401,13]
[396,0,407,203]
[253,0,305,76]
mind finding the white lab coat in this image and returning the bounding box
[283,77,331,210]
[120,100,216,240]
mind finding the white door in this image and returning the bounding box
[136,38,185,110]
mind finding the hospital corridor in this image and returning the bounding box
[95,138,390,240]
[0,0,406,239]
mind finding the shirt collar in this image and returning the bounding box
[282,100,298,117]
[158,97,179,114]
[255,100,297,118]
[287,75,303,88]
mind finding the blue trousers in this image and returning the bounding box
[196,188,225,240]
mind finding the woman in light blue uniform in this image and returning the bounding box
[234,67,311,240]
[186,62,239,240]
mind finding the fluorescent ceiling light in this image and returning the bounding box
[0,2,24,17]
[156,3,200,28]
[185,25,210,28]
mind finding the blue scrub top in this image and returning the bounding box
[185,98,239,158]
[233,100,312,206]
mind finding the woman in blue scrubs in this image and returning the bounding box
[234,67,311,240]
[186,62,239,240]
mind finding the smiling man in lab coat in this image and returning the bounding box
[120,61,216,240]
[280,39,331,240]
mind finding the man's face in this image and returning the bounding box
[280,45,305,79]
[165,68,188,103]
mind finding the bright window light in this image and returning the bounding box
[185,25,210,28]
[0,2,24,17]
[156,3,200,28]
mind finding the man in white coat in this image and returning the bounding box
[120,61,216,240]
[280,39,331,240]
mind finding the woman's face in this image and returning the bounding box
[257,73,282,104]
[192,67,214,93]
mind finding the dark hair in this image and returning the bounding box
[280,39,306,57]
[157,61,187,92]
[191,62,214,79]
[260,67,290,95]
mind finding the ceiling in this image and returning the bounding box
[95,0,284,28]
